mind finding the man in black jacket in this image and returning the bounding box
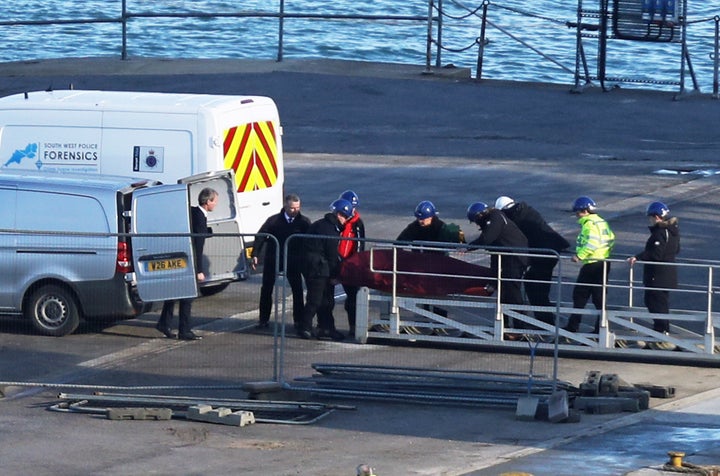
[298,198,353,340]
[627,201,680,336]
[467,201,528,335]
[156,187,217,341]
[251,193,311,330]
[495,196,570,325]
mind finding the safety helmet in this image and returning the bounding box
[330,198,354,218]
[494,196,515,210]
[339,190,359,208]
[572,196,597,213]
[466,202,489,222]
[414,200,437,219]
[646,201,669,218]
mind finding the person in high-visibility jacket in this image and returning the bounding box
[564,196,615,334]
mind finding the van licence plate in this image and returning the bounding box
[148,258,187,272]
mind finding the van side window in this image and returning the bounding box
[0,189,16,229]
[16,191,109,233]
[189,178,235,222]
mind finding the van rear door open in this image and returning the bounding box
[131,170,244,302]
[131,184,198,302]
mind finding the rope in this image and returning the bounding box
[685,15,720,25]
[432,37,487,53]
[438,0,575,74]
[437,2,485,21]
[490,2,569,26]
[661,461,719,475]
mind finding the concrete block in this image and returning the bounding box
[573,396,641,413]
[599,373,619,395]
[584,401,623,414]
[107,407,172,420]
[515,396,539,421]
[634,384,676,399]
[534,401,580,423]
[187,405,256,427]
[547,390,569,423]
[579,370,601,396]
[617,390,650,410]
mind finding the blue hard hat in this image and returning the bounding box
[572,196,597,213]
[414,200,437,219]
[646,201,669,218]
[466,202,488,222]
[339,190,359,208]
[330,198,353,218]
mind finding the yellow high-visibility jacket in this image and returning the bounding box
[576,214,615,264]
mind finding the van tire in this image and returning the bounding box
[25,285,81,336]
[199,282,229,297]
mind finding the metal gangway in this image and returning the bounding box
[352,243,720,364]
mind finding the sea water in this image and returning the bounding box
[0,0,717,92]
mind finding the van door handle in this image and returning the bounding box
[262,201,270,206]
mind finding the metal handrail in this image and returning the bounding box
[0,1,437,64]
[352,239,720,356]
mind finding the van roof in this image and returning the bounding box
[0,90,276,114]
[0,170,159,193]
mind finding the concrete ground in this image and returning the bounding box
[0,57,720,476]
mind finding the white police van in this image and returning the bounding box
[0,89,285,291]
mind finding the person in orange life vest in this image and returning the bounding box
[337,190,366,337]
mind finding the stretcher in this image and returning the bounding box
[338,249,493,297]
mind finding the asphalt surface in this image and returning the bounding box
[1,57,720,476]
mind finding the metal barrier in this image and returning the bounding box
[2,1,720,95]
[278,234,561,402]
[434,0,720,96]
[0,229,278,389]
[350,241,720,363]
[0,2,437,65]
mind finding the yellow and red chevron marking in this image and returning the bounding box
[223,121,278,192]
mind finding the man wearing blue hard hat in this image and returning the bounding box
[298,198,353,341]
[627,201,680,349]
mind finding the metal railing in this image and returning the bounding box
[0,2,438,66]
[341,240,720,362]
[1,2,719,94]
[438,0,720,96]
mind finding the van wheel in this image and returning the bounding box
[199,282,229,297]
[25,285,81,336]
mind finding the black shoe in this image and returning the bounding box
[256,321,270,329]
[317,328,345,342]
[155,323,176,339]
[178,331,202,341]
[298,330,313,340]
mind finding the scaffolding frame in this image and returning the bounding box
[573,0,700,96]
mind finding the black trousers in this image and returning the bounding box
[498,260,526,329]
[566,261,610,333]
[342,284,359,329]
[258,262,304,327]
[158,298,194,334]
[301,276,336,332]
[524,257,559,325]
[645,288,670,333]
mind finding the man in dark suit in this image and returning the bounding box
[251,193,311,330]
[156,187,218,340]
